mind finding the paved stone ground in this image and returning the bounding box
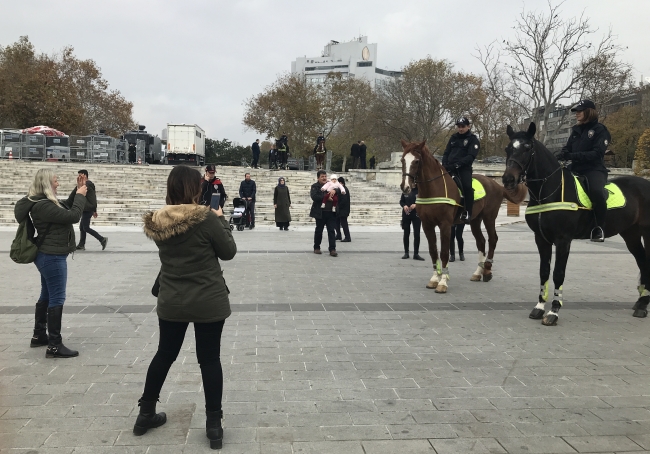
[1,223,649,453]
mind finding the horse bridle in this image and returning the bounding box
[402,152,450,187]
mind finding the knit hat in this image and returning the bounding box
[330,174,338,180]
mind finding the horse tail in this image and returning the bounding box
[502,183,527,204]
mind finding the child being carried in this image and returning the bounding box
[321,174,346,212]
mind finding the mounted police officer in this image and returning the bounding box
[442,116,480,223]
[557,99,611,242]
[314,132,326,153]
[277,133,289,170]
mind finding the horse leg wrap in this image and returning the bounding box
[472,252,486,281]
[530,281,549,320]
[484,258,493,271]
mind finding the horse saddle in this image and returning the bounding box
[573,174,626,210]
[451,176,487,204]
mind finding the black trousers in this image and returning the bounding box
[452,167,473,216]
[583,169,607,228]
[245,201,255,226]
[142,318,225,412]
[449,223,465,255]
[78,211,102,246]
[360,153,367,169]
[335,216,350,240]
[252,151,260,168]
[279,151,287,167]
[269,152,277,169]
[403,216,421,253]
[314,211,337,251]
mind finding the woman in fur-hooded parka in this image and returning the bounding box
[143,204,237,322]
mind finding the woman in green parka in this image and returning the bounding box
[273,176,292,230]
[133,166,237,450]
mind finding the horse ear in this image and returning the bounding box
[527,122,536,138]
[400,139,408,148]
[506,125,514,139]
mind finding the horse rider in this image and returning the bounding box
[557,99,611,242]
[277,133,289,170]
[442,116,480,223]
[314,132,326,154]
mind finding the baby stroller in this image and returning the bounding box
[229,198,251,231]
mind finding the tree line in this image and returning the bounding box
[0,36,135,137]
[243,2,648,169]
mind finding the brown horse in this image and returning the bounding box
[315,142,326,170]
[401,140,526,292]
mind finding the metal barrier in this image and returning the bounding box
[69,135,91,162]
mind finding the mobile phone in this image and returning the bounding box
[210,194,221,210]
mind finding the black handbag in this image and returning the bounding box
[151,271,161,297]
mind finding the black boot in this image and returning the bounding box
[133,399,167,436]
[449,254,455,262]
[206,410,223,450]
[459,251,465,261]
[413,253,425,261]
[31,300,48,348]
[402,252,409,259]
[45,306,79,358]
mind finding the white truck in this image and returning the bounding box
[166,124,205,166]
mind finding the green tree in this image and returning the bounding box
[604,105,647,168]
[634,128,650,175]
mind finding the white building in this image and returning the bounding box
[291,36,401,88]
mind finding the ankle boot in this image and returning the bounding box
[31,300,49,348]
[206,410,223,450]
[413,252,425,261]
[133,398,167,436]
[402,252,409,259]
[45,306,79,358]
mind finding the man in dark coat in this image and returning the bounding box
[239,173,256,229]
[70,169,107,251]
[310,170,340,256]
[335,177,351,242]
[350,141,361,169]
[359,141,367,169]
[128,143,136,163]
[442,116,480,223]
[251,139,261,169]
[200,164,227,208]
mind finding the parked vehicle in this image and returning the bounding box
[166,124,205,166]
[123,126,163,164]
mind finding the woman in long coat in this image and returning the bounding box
[273,177,291,230]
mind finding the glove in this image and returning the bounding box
[455,163,460,169]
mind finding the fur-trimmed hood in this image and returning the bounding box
[143,204,210,242]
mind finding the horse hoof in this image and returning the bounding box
[482,273,493,283]
[470,274,481,282]
[633,295,649,311]
[633,309,648,318]
[529,308,545,319]
[435,285,448,294]
[542,314,558,326]
[426,282,438,289]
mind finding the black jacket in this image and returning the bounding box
[563,121,610,174]
[442,132,480,170]
[200,177,227,207]
[252,142,260,155]
[351,143,360,157]
[400,188,418,220]
[239,179,256,200]
[337,186,350,218]
[359,143,367,157]
[309,181,341,218]
[68,180,97,212]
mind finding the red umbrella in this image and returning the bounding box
[21,126,67,137]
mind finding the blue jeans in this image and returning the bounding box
[34,252,68,308]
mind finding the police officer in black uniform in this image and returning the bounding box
[400,185,424,261]
[314,132,326,152]
[557,99,611,242]
[442,117,480,223]
[277,133,289,170]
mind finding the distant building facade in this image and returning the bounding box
[291,36,401,88]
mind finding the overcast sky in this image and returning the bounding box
[2,0,648,145]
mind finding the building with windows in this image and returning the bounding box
[291,36,401,87]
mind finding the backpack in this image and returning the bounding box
[9,200,52,264]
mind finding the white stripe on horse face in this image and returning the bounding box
[512,140,521,149]
[403,153,416,190]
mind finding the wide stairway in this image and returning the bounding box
[0,161,404,226]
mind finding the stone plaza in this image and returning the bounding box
[1,223,649,453]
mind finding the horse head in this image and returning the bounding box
[502,122,537,190]
[400,139,428,194]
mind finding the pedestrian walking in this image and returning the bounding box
[449,224,465,262]
[71,169,108,251]
[310,170,340,256]
[335,176,351,242]
[400,185,424,260]
[350,141,360,169]
[239,173,256,229]
[135,165,237,450]
[273,177,292,230]
[14,169,88,358]
[251,139,261,169]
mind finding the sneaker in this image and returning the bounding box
[332,207,336,212]
[321,203,326,208]
[100,237,108,251]
[76,245,85,251]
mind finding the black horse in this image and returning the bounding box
[502,122,650,325]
